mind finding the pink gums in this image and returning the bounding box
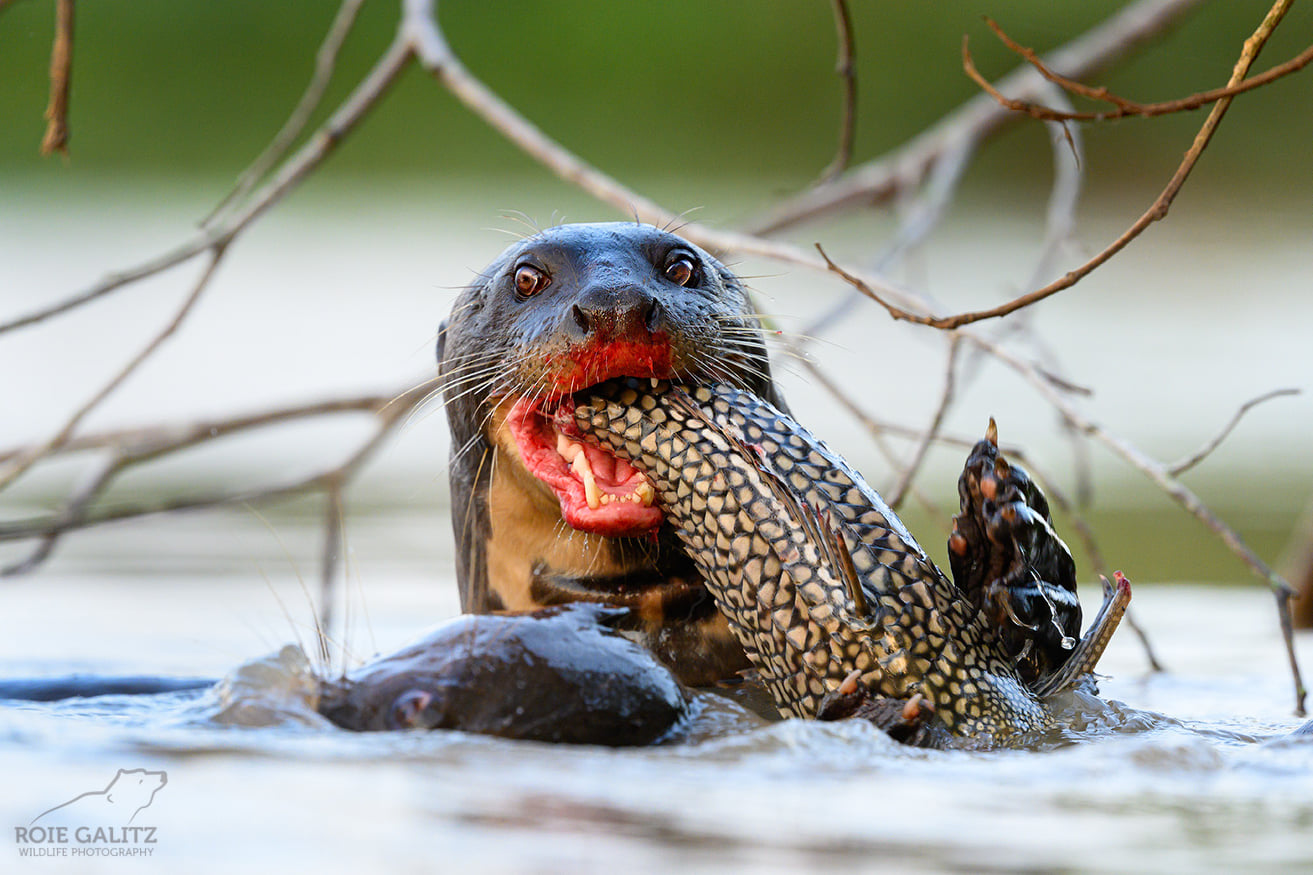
[504,338,671,537]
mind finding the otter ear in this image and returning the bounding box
[435,319,450,373]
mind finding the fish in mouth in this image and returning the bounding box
[561,377,1132,747]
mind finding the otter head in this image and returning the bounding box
[436,222,784,683]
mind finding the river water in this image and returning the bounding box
[2,517,1313,873]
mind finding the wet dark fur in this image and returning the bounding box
[436,223,787,684]
[318,604,688,745]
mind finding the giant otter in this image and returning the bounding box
[436,222,788,685]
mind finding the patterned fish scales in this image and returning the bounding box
[569,379,1051,742]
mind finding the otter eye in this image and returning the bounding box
[664,254,696,287]
[514,264,550,297]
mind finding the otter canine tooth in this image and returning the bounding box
[571,452,601,510]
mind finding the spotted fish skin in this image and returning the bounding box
[566,380,1051,744]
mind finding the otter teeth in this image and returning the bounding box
[555,432,655,510]
[571,451,603,510]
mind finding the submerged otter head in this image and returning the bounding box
[437,222,784,683]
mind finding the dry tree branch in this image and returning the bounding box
[800,131,977,339]
[0,379,438,550]
[814,1,1304,332]
[0,247,227,493]
[971,332,1306,714]
[887,337,961,510]
[747,0,1206,235]
[1167,388,1301,477]
[203,0,367,227]
[816,0,857,184]
[966,16,1313,123]
[40,0,73,156]
[0,377,439,576]
[0,13,406,339]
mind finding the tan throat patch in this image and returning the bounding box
[481,400,636,611]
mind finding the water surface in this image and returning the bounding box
[3,546,1312,873]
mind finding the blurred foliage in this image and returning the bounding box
[1,0,1310,196]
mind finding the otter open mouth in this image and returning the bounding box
[506,391,663,538]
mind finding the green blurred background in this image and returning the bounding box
[2,1,1311,197]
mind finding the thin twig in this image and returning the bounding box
[814,0,1299,332]
[0,247,227,493]
[801,134,975,339]
[40,0,74,156]
[888,337,961,510]
[969,331,1305,714]
[1,454,119,576]
[747,0,1206,235]
[0,389,417,467]
[1167,388,1300,476]
[203,0,367,227]
[816,0,857,183]
[1,30,414,339]
[0,380,435,547]
[966,17,1313,123]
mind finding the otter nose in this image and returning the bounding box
[569,286,663,342]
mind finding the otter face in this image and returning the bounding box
[443,223,773,536]
[437,223,781,680]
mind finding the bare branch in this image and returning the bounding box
[966,16,1313,123]
[40,0,74,156]
[0,379,436,548]
[969,332,1305,714]
[816,0,857,183]
[0,389,418,468]
[1,454,119,576]
[1,29,415,339]
[0,247,227,493]
[814,1,1299,332]
[1168,388,1300,476]
[888,337,961,510]
[204,0,367,227]
[747,0,1207,235]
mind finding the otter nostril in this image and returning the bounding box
[572,303,591,333]
[645,298,662,332]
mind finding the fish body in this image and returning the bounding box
[564,379,1056,744]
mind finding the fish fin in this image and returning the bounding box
[1032,572,1132,697]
